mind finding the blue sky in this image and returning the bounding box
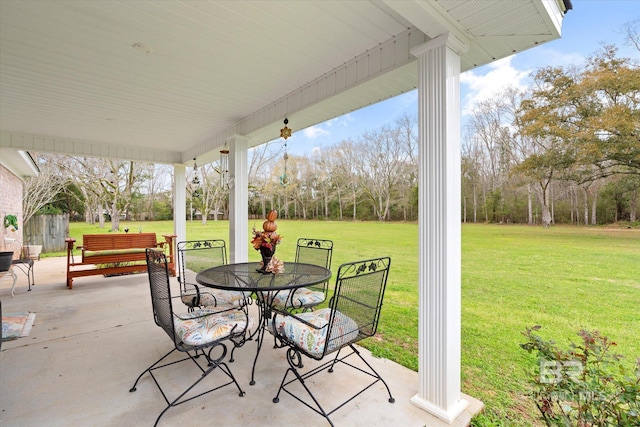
[282,0,639,156]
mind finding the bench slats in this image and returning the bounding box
[65,233,176,289]
[81,233,159,252]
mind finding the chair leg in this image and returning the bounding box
[151,358,244,427]
[272,344,395,426]
[272,347,336,426]
[227,301,253,362]
[339,345,395,404]
[228,322,251,363]
[10,271,17,297]
[130,344,245,426]
[26,260,34,290]
[129,347,176,393]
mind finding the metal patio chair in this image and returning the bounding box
[271,256,394,426]
[271,238,333,312]
[177,240,251,311]
[129,249,249,427]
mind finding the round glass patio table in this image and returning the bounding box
[196,262,332,384]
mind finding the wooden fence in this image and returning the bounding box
[23,214,69,253]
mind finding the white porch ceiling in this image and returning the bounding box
[0,0,568,166]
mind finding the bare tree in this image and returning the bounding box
[310,150,332,219]
[355,125,408,221]
[188,162,228,225]
[141,164,172,220]
[248,141,283,216]
[622,19,640,54]
[54,156,146,231]
[279,155,307,219]
[394,114,418,220]
[329,140,360,220]
[462,137,482,223]
[22,153,66,225]
[467,92,519,223]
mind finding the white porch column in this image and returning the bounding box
[173,163,187,245]
[410,33,468,423]
[227,134,249,263]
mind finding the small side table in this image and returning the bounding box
[12,258,35,292]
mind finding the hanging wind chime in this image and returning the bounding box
[192,158,200,186]
[279,118,291,187]
[219,142,229,189]
[190,158,202,206]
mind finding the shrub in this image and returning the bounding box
[520,326,640,426]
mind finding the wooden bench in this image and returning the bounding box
[65,233,176,289]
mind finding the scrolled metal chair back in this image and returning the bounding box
[177,239,227,291]
[145,248,176,340]
[295,238,333,269]
[326,256,391,351]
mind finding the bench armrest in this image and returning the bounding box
[65,238,77,265]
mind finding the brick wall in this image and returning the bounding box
[0,163,24,258]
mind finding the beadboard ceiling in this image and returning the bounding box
[0,0,568,165]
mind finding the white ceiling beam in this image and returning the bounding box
[184,27,428,166]
[383,1,471,56]
[0,147,39,178]
[0,131,182,164]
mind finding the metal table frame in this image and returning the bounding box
[196,262,331,385]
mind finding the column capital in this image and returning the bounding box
[411,32,469,58]
[225,134,249,144]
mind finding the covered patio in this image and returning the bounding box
[1,1,570,424]
[1,257,481,426]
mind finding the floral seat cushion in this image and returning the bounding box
[181,289,249,308]
[271,287,325,310]
[273,308,359,357]
[174,309,251,346]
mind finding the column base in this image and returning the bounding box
[410,394,469,424]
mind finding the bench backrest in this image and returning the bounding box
[82,233,158,251]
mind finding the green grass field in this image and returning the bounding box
[62,221,640,425]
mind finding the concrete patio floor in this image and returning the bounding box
[1,256,482,426]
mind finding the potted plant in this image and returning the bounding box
[3,214,18,232]
[22,244,42,260]
[20,220,43,260]
[0,251,13,272]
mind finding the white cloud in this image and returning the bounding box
[324,118,338,127]
[303,113,353,139]
[460,55,530,116]
[340,113,354,125]
[325,113,354,128]
[303,125,330,139]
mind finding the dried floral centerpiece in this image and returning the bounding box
[252,210,283,273]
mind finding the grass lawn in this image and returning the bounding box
[62,220,640,425]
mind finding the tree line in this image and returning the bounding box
[26,42,638,230]
[464,44,639,226]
